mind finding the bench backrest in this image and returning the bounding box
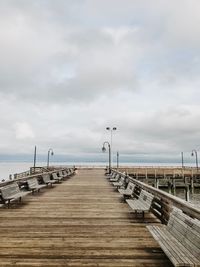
[27,178,39,189]
[138,189,154,208]
[0,182,20,199]
[115,174,121,181]
[167,208,200,258]
[52,173,59,180]
[42,174,51,183]
[126,182,136,192]
[58,171,63,177]
[118,176,125,184]
[63,170,67,176]
[112,173,118,179]
[110,172,116,178]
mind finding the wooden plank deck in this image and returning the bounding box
[0,169,173,266]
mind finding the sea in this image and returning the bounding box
[0,161,194,181]
[0,161,199,207]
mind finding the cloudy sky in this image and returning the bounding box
[0,0,200,163]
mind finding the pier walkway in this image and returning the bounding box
[0,169,173,266]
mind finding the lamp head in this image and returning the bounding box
[51,151,54,156]
[102,146,106,152]
[113,127,117,130]
[106,127,110,130]
[191,152,194,157]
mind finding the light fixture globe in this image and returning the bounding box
[102,146,106,152]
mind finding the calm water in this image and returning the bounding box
[0,162,79,181]
[0,161,197,180]
[162,187,200,208]
[0,161,199,207]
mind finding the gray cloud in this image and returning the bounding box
[0,0,200,160]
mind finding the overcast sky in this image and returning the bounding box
[0,0,200,162]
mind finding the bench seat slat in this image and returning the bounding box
[42,174,56,185]
[118,182,135,196]
[126,199,151,212]
[126,189,154,214]
[52,173,62,182]
[147,225,198,266]
[0,182,30,206]
[27,178,46,191]
[147,208,200,267]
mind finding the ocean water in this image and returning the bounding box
[0,161,199,208]
[0,161,188,181]
[0,160,197,181]
[0,161,78,181]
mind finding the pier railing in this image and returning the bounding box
[0,166,74,188]
[112,169,200,222]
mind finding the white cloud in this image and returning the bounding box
[0,0,200,160]
[15,122,35,140]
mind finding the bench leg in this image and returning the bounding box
[135,210,145,219]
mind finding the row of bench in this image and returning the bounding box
[108,171,200,267]
[0,168,75,207]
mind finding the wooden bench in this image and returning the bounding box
[126,189,154,217]
[62,170,69,178]
[118,181,136,198]
[58,170,65,179]
[112,176,125,189]
[52,172,62,182]
[108,171,117,179]
[0,182,30,207]
[42,174,57,186]
[147,208,200,267]
[109,173,121,182]
[107,171,116,180]
[67,169,74,176]
[27,178,46,193]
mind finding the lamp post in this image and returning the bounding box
[181,152,184,168]
[106,127,117,164]
[33,145,37,174]
[117,151,119,169]
[102,141,111,174]
[191,149,198,171]
[47,148,54,168]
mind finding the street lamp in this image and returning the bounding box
[47,148,54,168]
[102,141,111,174]
[106,127,117,164]
[191,149,198,171]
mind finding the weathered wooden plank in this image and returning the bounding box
[0,169,172,267]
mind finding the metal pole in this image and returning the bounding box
[195,150,198,171]
[181,152,184,168]
[117,151,119,169]
[192,149,198,170]
[47,150,50,168]
[106,127,117,167]
[47,148,54,168]
[33,145,37,174]
[110,129,112,165]
[108,144,111,174]
[102,141,111,174]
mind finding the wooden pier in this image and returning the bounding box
[0,169,173,266]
